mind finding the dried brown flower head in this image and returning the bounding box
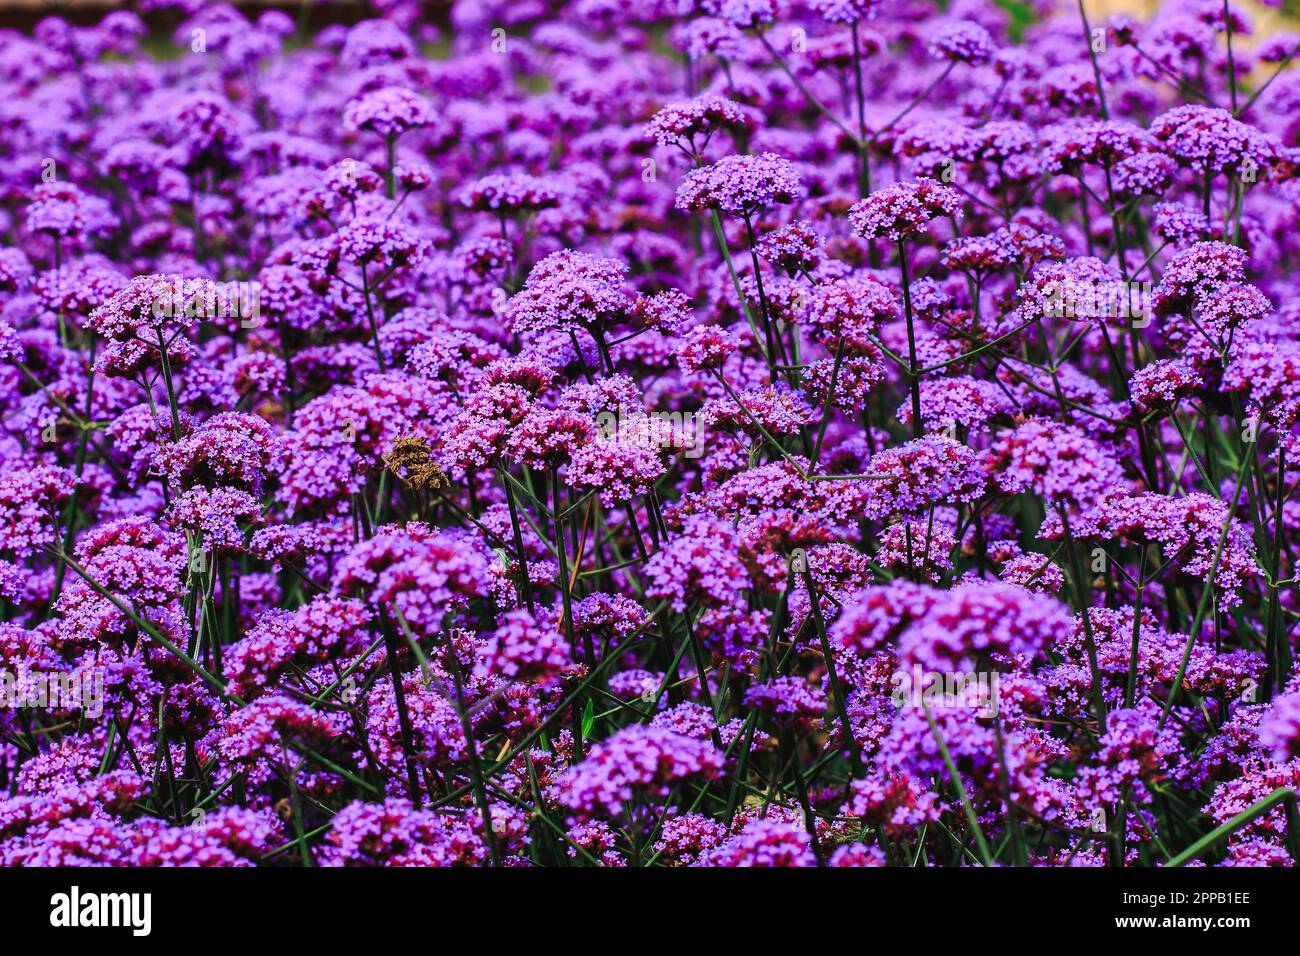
[383,435,449,492]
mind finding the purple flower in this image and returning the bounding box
[865,436,986,519]
[802,276,897,352]
[153,412,279,492]
[675,153,803,217]
[334,526,492,637]
[165,485,263,550]
[897,581,1074,672]
[676,324,743,373]
[343,86,433,138]
[693,818,816,867]
[654,812,728,865]
[1223,340,1300,428]
[566,438,666,507]
[812,0,880,25]
[1150,105,1276,175]
[556,724,723,819]
[459,173,562,215]
[645,94,749,152]
[645,514,753,613]
[1259,694,1300,764]
[0,465,76,557]
[504,250,631,335]
[26,183,115,240]
[756,220,824,274]
[1129,359,1203,415]
[1150,241,1248,317]
[848,178,963,242]
[929,21,996,66]
[1091,493,1257,606]
[323,799,489,867]
[983,419,1127,514]
[878,519,956,581]
[477,607,571,684]
[743,676,827,725]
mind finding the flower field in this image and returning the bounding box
[0,0,1299,868]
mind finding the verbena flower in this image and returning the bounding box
[675,153,803,217]
[555,724,723,819]
[343,86,433,138]
[848,178,962,242]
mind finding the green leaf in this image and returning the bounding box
[581,699,596,739]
